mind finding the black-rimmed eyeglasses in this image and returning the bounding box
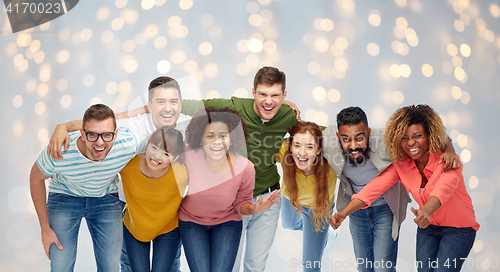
[83,130,116,142]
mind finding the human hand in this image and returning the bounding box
[329,212,346,230]
[252,189,281,214]
[411,207,431,229]
[47,124,71,160]
[439,152,460,172]
[42,227,63,260]
[283,100,301,122]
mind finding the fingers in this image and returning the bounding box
[64,136,70,151]
[410,207,418,216]
[44,244,51,260]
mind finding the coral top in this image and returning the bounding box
[353,152,479,231]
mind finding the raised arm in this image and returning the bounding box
[29,162,63,260]
[47,120,82,160]
[439,137,459,171]
[282,100,301,122]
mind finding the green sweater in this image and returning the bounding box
[181,97,298,196]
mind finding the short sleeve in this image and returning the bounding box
[36,146,56,177]
[233,162,256,215]
[128,129,148,154]
[275,140,288,163]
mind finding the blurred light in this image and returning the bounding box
[81,28,92,41]
[34,102,46,115]
[491,4,500,17]
[246,2,259,13]
[409,0,422,11]
[155,0,167,5]
[96,7,110,21]
[123,40,136,52]
[29,40,41,53]
[330,44,344,57]
[258,0,271,5]
[116,0,128,8]
[26,79,37,93]
[119,81,132,94]
[90,97,103,105]
[460,44,471,57]
[18,60,29,72]
[368,10,381,27]
[60,95,72,108]
[208,25,222,38]
[396,17,408,30]
[307,62,321,75]
[392,91,405,104]
[313,18,323,31]
[236,63,250,76]
[16,34,32,47]
[335,37,349,50]
[485,30,495,42]
[450,129,459,142]
[106,82,118,95]
[184,60,198,74]
[7,43,17,55]
[263,41,277,54]
[247,39,264,53]
[58,29,70,41]
[442,61,453,74]
[249,14,263,26]
[451,86,462,99]
[452,56,463,68]
[475,19,485,31]
[179,0,193,10]
[120,9,139,24]
[40,20,51,31]
[454,20,465,32]
[397,42,409,55]
[337,0,355,11]
[145,24,159,38]
[390,64,401,78]
[13,120,23,137]
[332,68,345,79]
[200,14,214,26]
[34,51,45,64]
[334,58,348,71]
[454,67,465,81]
[206,90,220,98]
[172,51,186,64]
[154,36,167,49]
[422,64,433,77]
[460,13,470,25]
[175,25,189,38]
[320,19,334,31]
[393,26,405,39]
[84,74,96,87]
[315,38,329,52]
[204,63,218,77]
[37,83,48,97]
[158,60,171,74]
[111,18,125,30]
[399,64,411,77]
[367,43,380,56]
[168,16,182,28]
[71,33,82,45]
[57,79,68,92]
[460,149,471,163]
[452,2,463,14]
[447,111,460,127]
[12,95,23,108]
[39,65,51,82]
[115,94,128,108]
[141,0,155,10]
[327,89,341,103]
[13,54,24,67]
[457,134,468,148]
[472,239,483,252]
[312,87,326,101]
[234,88,248,98]
[57,50,70,63]
[305,109,317,121]
[25,48,35,60]
[460,91,470,104]
[315,111,328,126]
[102,31,114,44]
[125,60,138,73]
[246,55,260,67]
[395,0,407,7]
[135,33,148,45]
[199,42,213,55]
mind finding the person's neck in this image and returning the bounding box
[139,156,170,179]
[302,166,315,176]
[76,137,96,161]
[205,152,234,174]
[154,122,177,130]
[415,153,430,172]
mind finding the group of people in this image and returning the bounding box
[29,66,478,272]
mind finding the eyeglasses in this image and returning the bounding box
[83,130,116,142]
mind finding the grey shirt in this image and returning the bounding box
[342,157,387,207]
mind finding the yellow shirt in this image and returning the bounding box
[275,141,337,208]
[120,156,188,242]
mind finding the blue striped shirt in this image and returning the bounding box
[37,127,148,197]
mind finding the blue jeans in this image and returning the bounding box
[281,196,334,272]
[416,225,476,272]
[232,191,281,272]
[349,203,399,272]
[46,192,122,272]
[123,224,181,272]
[119,201,182,272]
[179,219,242,272]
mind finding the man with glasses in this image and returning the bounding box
[30,104,148,271]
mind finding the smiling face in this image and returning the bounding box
[143,142,177,171]
[336,122,371,165]
[79,118,117,161]
[201,122,231,162]
[401,123,430,166]
[148,87,182,129]
[290,132,321,176]
[252,83,287,121]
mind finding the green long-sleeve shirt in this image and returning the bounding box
[181,97,298,196]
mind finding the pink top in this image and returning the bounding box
[179,147,255,225]
[353,152,479,231]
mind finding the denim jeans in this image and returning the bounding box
[46,192,122,272]
[416,225,476,272]
[281,196,334,272]
[179,219,242,272]
[232,191,281,272]
[123,224,181,272]
[349,203,399,272]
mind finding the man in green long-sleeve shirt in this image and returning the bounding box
[181,66,297,272]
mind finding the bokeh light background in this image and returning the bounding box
[1,0,499,271]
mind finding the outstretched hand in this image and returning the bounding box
[252,189,282,214]
[411,207,431,229]
[329,212,346,230]
[42,227,63,260]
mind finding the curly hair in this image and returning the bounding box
[384,104,447,162]
[282,122,331,231]
[185,106,248,151]
[148,126,185,163]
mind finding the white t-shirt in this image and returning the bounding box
[116,113,192,202]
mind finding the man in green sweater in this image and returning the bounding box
[181,66,298,272]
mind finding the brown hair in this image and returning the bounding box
[384,104,447,162]
[282,122,331,231]
[148,76,182,102]
[82,104,116,130]
[185,106,248,151]
[253,66,286,93]
[148,126,185,163]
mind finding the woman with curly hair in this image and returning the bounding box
[330,104,478,272]
[179,106,281,272]
[275,122,337,272]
